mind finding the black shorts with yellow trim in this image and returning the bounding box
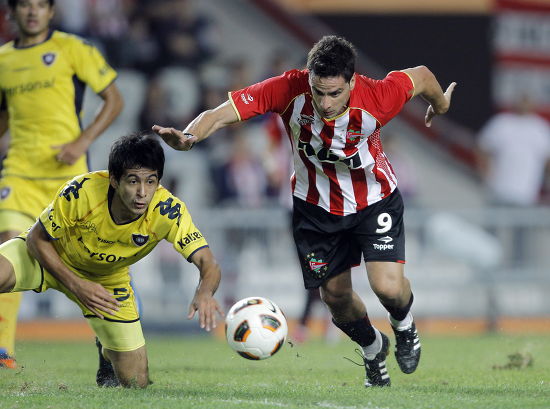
[0,237,145,352]
[292,189,406,289]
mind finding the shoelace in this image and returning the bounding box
[343,348,366,367]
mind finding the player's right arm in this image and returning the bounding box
[26,222,120,319]
[152,100,238,151]
[153,70,299,151]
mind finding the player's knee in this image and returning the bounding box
[107,347,149,389]
[118,373,149,389]
[371,280,403,303]
[320,288,352,310]
[114,365,149,388]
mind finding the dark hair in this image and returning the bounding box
[306,35,356,82]
[108,132,165,182]
[8,0,55,8]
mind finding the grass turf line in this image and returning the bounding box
[1,334,548,409]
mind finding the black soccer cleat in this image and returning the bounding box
[362,332,391,388]
[392,321,421,374]
[95,337,119,387]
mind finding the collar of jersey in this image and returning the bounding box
[14,29,54,50]
[323,106,350,122]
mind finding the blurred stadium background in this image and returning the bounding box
[2,0,550,340]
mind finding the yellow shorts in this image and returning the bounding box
[0,175,68,223]
[0,238,145,352]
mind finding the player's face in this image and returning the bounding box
[309,74,355,119]
[12,0,54,38]
[110,168,159,223]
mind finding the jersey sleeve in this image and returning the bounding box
[159,195,209,261]
[67,36,117,94]
[229,69,305,121]
[359,71,414,127]
[38,177,83,239]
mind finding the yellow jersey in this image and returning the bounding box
[33,171,209,286]
[0,30,117,179]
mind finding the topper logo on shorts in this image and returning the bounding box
[373,243,394,250]
[374,235,394,250]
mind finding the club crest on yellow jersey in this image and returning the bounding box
[132,234,149,246]
[42,52,56,66]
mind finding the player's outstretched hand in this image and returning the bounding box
[187,292,225,332]
[425,82,457,127]
[152,125,197,151]
[70,278,120,319]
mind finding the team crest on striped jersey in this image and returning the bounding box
[304,252,328,279]
[42,52,56,66]
[346,129,364,144]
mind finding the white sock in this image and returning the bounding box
[389,311,413,331]
[362,327,382,360]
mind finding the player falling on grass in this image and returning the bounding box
[0,132,224,388]
[0,0,124,369]
[153,35,456,388]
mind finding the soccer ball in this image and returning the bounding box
[225,297,288,360]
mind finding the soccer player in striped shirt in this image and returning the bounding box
[153,35,456,388]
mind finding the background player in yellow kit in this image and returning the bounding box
[0,0,123,368]
[0,132,223,388]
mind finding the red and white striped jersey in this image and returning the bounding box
[229,69,414,216]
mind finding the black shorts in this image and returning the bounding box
[292,189,406,289]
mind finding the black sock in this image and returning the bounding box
[383,293,414,322]
[332,315,376,347]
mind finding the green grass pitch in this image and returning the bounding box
[1,334,549,409]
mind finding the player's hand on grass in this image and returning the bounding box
[53,137,91,165]
[425,82,457,127]
[187,292,225,332]
[71,278,120,319]
[152,125,197,151]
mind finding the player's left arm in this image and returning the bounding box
[402,66,457,127]
[187,246,224,331]
[55,82,124,165]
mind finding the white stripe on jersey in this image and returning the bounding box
[290,95,311,200]
[333,114,358,215]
